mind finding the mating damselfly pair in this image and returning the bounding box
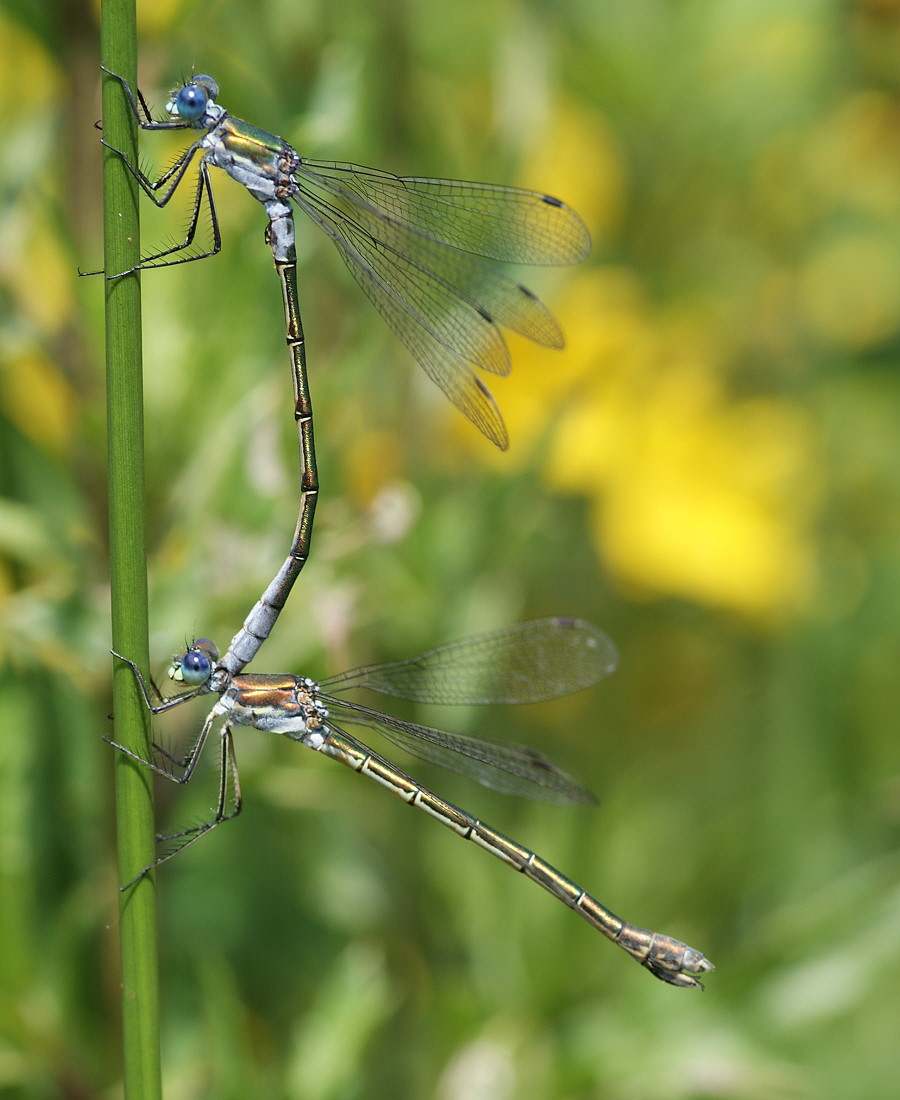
[98,70,712,988]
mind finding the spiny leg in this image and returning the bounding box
[118,721,243,889]
[81,69,222,275]
[106,663,218,784]
[81,149,220,276]
[111,648,209,715]
[100,67,178,129]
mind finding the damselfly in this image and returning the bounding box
[91,68,590,674]
[110,617,712,988]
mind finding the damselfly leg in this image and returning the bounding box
[87,69,590,673]
[111,619,713,988]
[90,68,590,452]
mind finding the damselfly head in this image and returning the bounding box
[170,638,219,685]
[167,74,219,121]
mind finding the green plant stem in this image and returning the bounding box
[101,2,162,1096]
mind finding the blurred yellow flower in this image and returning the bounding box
[797,230,900,351]
[477,269,820,620]
[592,382,819,619]
[0,13,60,114]
[1,349,76,454]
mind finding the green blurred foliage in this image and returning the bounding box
[1,0,899,1096]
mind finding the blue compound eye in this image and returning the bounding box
[180,649,211,683]
[174,82,210,121]
[177,639,218,685]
